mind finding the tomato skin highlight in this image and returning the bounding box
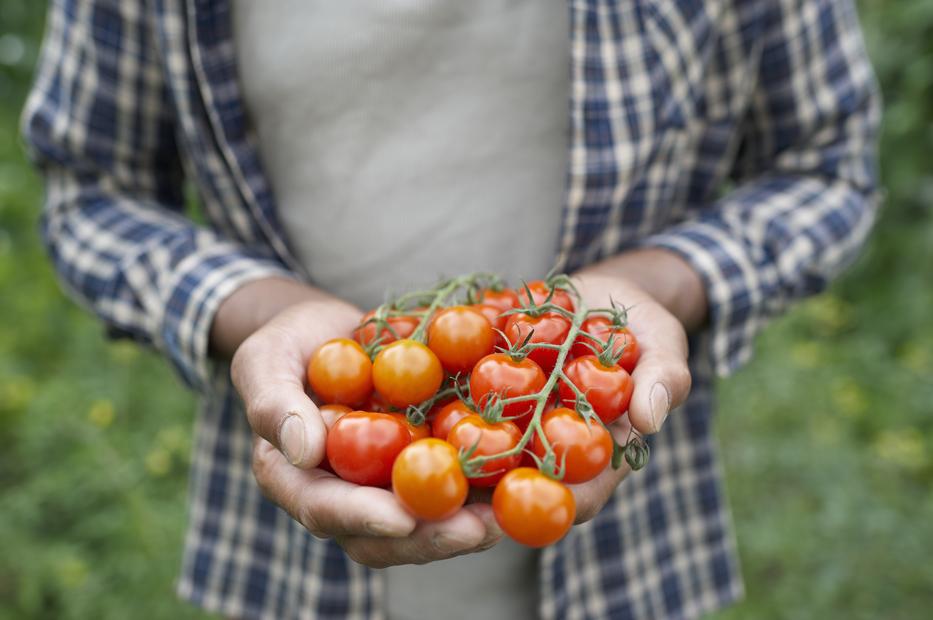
[427,306,496,374]
[317,404,352,473]
[517,281,575,312]
[431,400,475,439]
[307,338,373,406]
[392,438,468,521]
[389,412,431,441]
[325,412,411,486]
[492,468,576,547]
[572,316,640,373]
[447,415,522,487]
[469,353,547,421]
[372,339,445,409]
[559,355,634,425]
[532,407,613,483]
[476,288,521,314]
[503,312,571,373]
[354,310,420,347]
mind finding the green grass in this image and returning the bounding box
[1,1,932,618]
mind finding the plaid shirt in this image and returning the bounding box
[22,1,880,618]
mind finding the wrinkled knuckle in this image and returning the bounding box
[341,543,388,569]
[251,442,274,489]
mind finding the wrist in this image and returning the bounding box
[210,276,354,358]
[575,248,708,330]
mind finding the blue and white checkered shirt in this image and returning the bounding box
[22,1,880,618]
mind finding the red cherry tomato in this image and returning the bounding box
[353,310,420,347]
[469,353,547,423]
[389,412,432,441]
[517,281,575,312]
[373,339,445,408]
[307,338,373,406]
[431,399,476,439]
[532,407,613,483]
[572,316,640,373]
[559,355,634,424]
[427,306,496,374]
[363,391,392,413]
[447,414,522,487]
[317,404,352,473]
[325,411,411,486]
[476,288,521,314]
[503,312,572,373]
[492,468,575,547]
[392,438,469,521]
[471,302,509,331]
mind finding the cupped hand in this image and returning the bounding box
[223,282,502,566]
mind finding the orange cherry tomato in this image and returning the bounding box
[353,310,421,347]
[307,338,373,406]
[532,407,613,483]
[559,355,634,425]
[476,288,521,314]
[392,438,469,521]
[471,302,509,331]
[492,468,575,547]
[373,339,445,408]
[325,412,411,486]
[517,281,575,312]
[571,316,640,373]
[389,412,431,441]
[431,399,476,439]
[447,414,522,487]
[427,305,496,374]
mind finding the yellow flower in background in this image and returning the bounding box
[108,340,139,364]
[87,399,115,428]
[802,294,852,333]
[898,341,930,375]
[790,341,823,368]
[55,555,89,590]
[873,429,928,471]
[145,448,172,477]
[0,375,36,412]
[831,377,869,418]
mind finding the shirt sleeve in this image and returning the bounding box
[21,0,296,390]
[640,0,881,376]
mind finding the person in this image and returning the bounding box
[22,0,879,618]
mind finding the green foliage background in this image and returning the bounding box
[1,1,930,618]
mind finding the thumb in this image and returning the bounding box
[231,332,327,469]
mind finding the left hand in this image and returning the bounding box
[567,254,700,522]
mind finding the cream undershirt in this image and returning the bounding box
[233,2,569,618]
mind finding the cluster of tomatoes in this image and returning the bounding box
[306,276,642,548]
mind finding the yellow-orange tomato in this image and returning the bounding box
[427,306,496,374]
[492,468,575,548]
[392,438,469,521]
[389,412,432,441]
[307,339,373,406]
[373,339,445,408]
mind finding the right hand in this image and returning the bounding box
[221,279,502,567]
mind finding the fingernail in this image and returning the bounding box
[280,414,307,465]
[649,383,671,432]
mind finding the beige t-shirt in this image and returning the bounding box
[233,1,569,617]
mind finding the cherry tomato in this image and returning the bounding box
[389,412,432,441]
[307,338,373,406]
[503,312,571,373]
[372,339,445,408]
[427,306,496,374]
[447,415,522,487]
[431,399,476,439]
[392,438,468,521]
[517,280,575,312]
[472,302,508,331]
[571,316,640,373]
[469,353,547,423]
[363,391,392,413]
[325,412,411,486]
[476,288,520,314]
[354,310,420,347]
[317,404,352,473]
[559,355,634,424]
[532,407,613,483]
[492,468,575,547]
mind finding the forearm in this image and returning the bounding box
[574,248,708,331]
[210,277,359,359]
